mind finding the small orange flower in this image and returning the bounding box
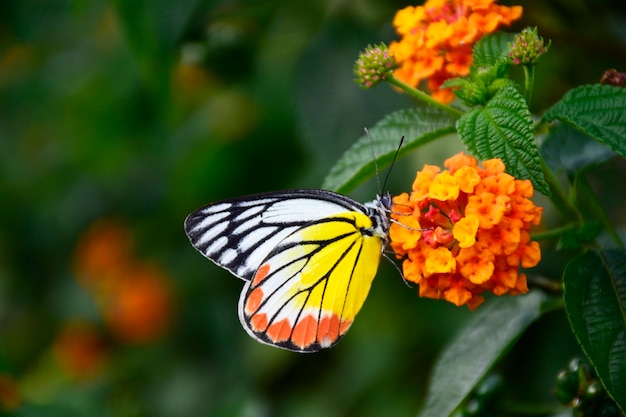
[389,0,523,103]
[390,152,542,309]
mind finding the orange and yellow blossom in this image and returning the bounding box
[390,153,542,310]
[389,0,522,103]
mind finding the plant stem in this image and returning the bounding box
[577,173,625,248]
[541,158,582,223]
[531,224,578,241]
[523,64,535,105]
[385,74,463,118]
[527,275,563,295]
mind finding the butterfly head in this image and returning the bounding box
[362,193,391,244]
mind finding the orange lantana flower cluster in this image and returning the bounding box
[390,153,542,310]
[389,0,523,103]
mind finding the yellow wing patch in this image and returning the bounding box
[240,211,384,352]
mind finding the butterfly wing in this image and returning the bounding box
[184,189,389,352]
[184,190,370,280]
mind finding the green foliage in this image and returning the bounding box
[418,292,547,417]
[442,32,515,106]
[564,250,626,413]
[456,85,549,195]
[540,124,617,174]
[472,31,517,67]
[322,104,458,193]
[556,358,622,416]
[545,84,626,158]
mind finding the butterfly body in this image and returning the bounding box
[185,189,390,352]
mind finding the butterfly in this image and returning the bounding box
[184,188,391,352]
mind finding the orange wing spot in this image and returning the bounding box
[292,315,318,349]
[317,314,340,346]
[267,318,292,343]
[245,288,264,315]
[250,313,268,331]
[252,264,270,286]
[339,318,352,336]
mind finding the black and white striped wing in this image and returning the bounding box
[183,189,369,281]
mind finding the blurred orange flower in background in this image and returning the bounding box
[72,220,174,345]
[0,373,21,412]
[389,0,523,103]
[103,263,173,343]
[390,153,542,310]
[52,321,109,380]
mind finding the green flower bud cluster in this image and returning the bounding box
[555,358,621,417]
[354,43,396,89]
[509,27,550,65]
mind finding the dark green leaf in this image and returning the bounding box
[473,32,516,67]
[456,85,550,195]
[418,291,548,417]
[544,84,626,157]
[564,249,626,413]
[322,105,457,193]
[557,222,603,250]
[541,123,617,174]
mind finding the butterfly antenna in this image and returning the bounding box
[382,252,412,288]
[381,136,404,192]
[365,127,383,195]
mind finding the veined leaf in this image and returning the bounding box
[322,105,458,193]
[418,291,548,417]
[544,84,626,157]
[563,249,626,413]
[473,31,516,67]
[456,85,550,195]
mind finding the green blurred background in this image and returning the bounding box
[1,0,625,416]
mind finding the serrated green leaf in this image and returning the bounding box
[564,249,626,414]
[545,84,626,157]
[322,105,458,193]
[473,32,516,67]
[418,291,547,417]
[456,85,550,195]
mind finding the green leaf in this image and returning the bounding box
[563,249,626,413]
[472,32,516,67]
[541,123,617,174]
[418,291,548,417]
[456,85,550,195]
[443,32,516,107]
[557,221,603,250]
[544,84,626,157]
[322,105,458,193]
